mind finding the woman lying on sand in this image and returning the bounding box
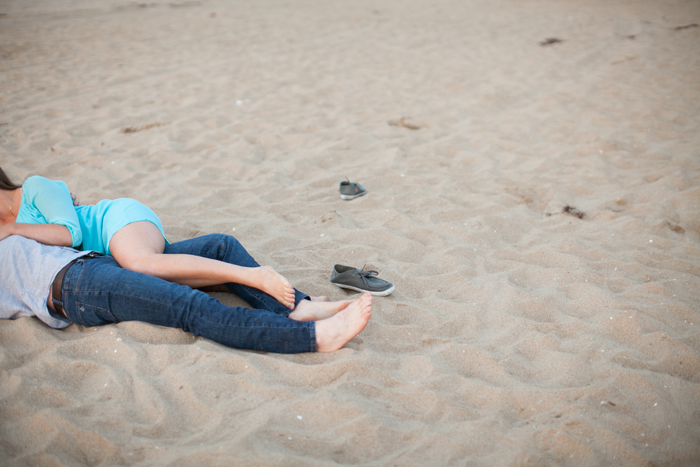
[0,167,296,309]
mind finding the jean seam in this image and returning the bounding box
[309,322,316,352]
[74,259,86,292]
[108,292,181,309]
[61,261,82,323]
[191,310,313,351]
[193,310,306,330]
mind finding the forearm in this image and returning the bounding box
[3,223,74,247]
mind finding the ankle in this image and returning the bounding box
[314,320,333,352]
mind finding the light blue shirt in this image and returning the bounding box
[15,176,168,255]
[0,235,90,329]
[15,176,83,247]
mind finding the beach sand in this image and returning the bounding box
[1,0,699,465]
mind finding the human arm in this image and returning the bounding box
[21,177,83,247]
[0,222,73,246]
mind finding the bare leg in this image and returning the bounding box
[315,292,372,352]
[310,296,331,302]
[109,222,296,309]
[288,298,353,321]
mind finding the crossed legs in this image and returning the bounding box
[109,221,296,309]
[108,226,372,352]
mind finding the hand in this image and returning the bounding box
[70,192,81,206]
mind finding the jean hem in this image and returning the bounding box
[309,321,317,352]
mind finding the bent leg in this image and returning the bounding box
[109,223,296,309]
[164,234,311,316]
[166,235,349,320]
[61,256,316,353]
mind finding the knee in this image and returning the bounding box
[186,233,241,262]
[207,233,241,254]
[199,233,237,245]
[209,233,236,242]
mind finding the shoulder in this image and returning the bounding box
[23,175,51,188]
[23,176,69,195]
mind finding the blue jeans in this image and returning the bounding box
[60,234,316,353]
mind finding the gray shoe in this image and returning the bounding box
[330,264,395,296]
[340,179,366,200]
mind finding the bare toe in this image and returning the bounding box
[258,266,296,309]
[315,292,372,352]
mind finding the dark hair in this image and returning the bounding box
[0,167,22,191]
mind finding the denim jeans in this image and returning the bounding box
[59,234,316,353]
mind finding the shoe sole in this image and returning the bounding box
[340,192,366,200]
[330,281,395,296]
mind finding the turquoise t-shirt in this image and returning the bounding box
[15,176,167,255]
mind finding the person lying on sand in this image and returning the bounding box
[0,234,372,353]
[0,167,297,310]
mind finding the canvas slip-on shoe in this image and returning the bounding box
[339,179,366,200]
[330,264,395,296]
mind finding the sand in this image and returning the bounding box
[1,0,700,465]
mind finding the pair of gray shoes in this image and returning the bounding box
[330,264,395,296]
[336,181,392,295]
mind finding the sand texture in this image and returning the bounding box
[1,0,700,465]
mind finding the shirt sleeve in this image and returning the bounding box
[22,176,83,248]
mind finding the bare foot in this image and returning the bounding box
[288,299,352,321]
[255,266,296,309]
[315,292,372,352]
[310,296,331,302]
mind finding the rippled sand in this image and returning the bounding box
[1,0,699,465]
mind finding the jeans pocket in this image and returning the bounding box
[74,300,119,327]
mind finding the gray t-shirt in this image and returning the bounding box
[0,235,91,329]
